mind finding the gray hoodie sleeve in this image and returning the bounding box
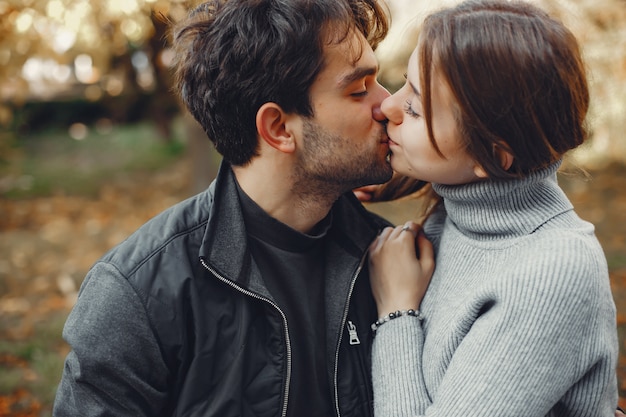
[53,262,169,416]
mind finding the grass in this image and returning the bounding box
[1,120,186,199]
[608,253,626,271]
[0,311,68,415]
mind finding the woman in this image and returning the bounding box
[367,0,620,415]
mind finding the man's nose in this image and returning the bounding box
[372,83,391,122]
[380,93,400,124]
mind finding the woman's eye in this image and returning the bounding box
[403,100,421,118]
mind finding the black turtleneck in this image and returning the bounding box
[236,182,333,417]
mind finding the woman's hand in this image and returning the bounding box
[368,221,435,316]
[353,184,380,202]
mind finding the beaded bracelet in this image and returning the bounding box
[371,309,423,334]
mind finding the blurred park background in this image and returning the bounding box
[0,0,625,415]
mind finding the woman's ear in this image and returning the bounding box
[494,143,514,171]
[473,143,514,178]
[256,103,296,153]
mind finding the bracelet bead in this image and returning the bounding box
[371,309,423,334]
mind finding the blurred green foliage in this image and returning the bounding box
[1,120,185,198]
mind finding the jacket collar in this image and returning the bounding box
[199,160,387,401]
[199,160,387,296]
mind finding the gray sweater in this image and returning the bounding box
[372,162,619,417]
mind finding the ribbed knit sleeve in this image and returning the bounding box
[370,163,619,417]
[372,316,428,416]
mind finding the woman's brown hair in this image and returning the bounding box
[370,0,588,216]
[418,0,590,179]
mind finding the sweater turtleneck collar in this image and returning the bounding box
[432,160,574,239]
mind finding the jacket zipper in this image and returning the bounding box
[200,258,292,417]
[333,251,368,417]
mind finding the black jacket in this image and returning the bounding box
[53,162,388,417]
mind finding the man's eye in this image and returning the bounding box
[351,91,368,97]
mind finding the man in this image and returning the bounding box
[53,0,392,415]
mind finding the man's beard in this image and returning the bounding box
[292,118,392,199]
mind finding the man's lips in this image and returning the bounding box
[383,128,398,147]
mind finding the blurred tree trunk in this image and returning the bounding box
[149,12,179,142]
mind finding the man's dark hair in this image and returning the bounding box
[171,0,388,165]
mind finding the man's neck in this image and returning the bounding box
[232,162,340,234]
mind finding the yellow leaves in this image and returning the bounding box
[0,387,41,417]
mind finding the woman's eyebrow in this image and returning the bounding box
[409,80,421,99]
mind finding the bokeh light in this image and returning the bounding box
[0,0,624,163]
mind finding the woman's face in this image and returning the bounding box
[381,48,485,185]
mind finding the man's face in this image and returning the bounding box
[293,30,392,194]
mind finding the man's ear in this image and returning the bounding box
[256,102,296,153]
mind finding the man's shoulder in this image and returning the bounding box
[364,208,393,228]
[100,188,214,281]
[329,193,392,252]
[335,192,392,228]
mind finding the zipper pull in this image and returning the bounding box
[346,321,361,345]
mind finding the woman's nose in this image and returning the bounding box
[380,93,402,124]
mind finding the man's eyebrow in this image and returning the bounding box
[339,66,378,89]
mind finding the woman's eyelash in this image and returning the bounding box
[404,100,420,118]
